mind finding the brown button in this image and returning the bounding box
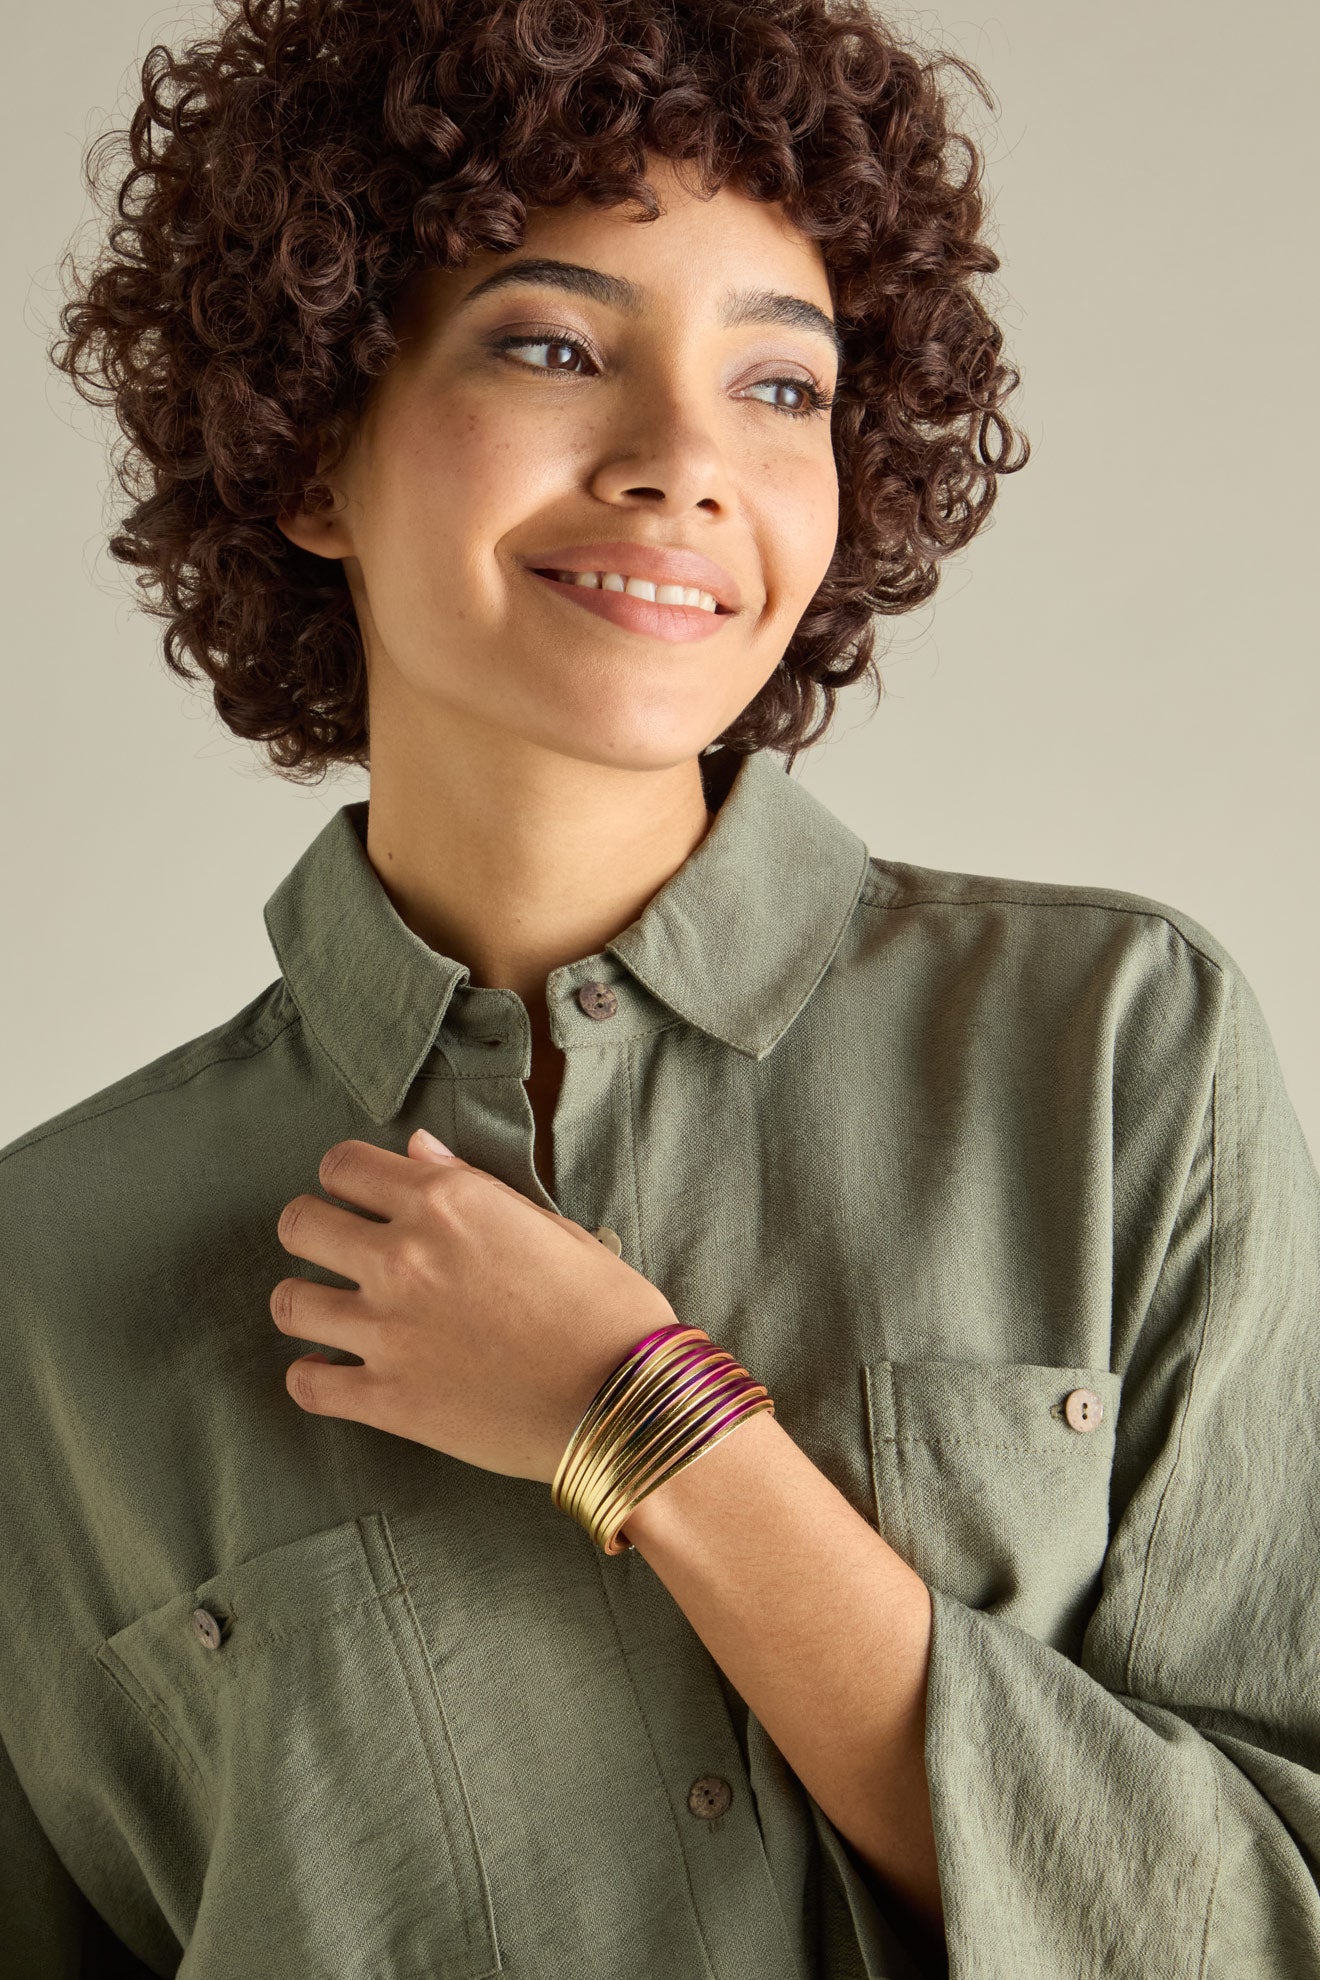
[577,981,619,1020]
[192,1606,223,1649]
[1063,1387,1104,1432]
[593,1227,623,1255]
[687,1775,733,1820]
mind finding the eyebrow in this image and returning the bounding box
[450,255,844,368]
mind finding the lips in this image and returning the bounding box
[524,567,732,644]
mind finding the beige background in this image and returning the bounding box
[4,1,1317,1158]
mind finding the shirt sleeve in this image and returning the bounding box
[818,939,1320,1977]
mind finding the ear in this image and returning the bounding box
[274,494,355,561]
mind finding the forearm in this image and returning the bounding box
[621,1407,944,1943]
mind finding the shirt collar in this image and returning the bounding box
[263,747,872,1124]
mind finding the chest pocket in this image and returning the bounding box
[862,1359,1122,1658]
[95,1510,502,1979]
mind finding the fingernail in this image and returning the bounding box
[414,1127,453,1157]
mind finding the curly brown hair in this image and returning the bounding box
[50,0,1029,783]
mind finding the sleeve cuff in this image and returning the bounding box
[921,1584,1220,1978]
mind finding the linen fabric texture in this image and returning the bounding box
[2,744,1318,1978]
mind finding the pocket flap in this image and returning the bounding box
[863,1360,1122,1655]
[867,1357,1122,1458]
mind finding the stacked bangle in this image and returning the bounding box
[551,1321,776,1555]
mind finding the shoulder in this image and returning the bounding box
[857,853,1233,978]
[852,852,1242,1035]
[0,978,299,1240]
[840,854,1280,1143]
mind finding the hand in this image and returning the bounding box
[271,1128,677,1485]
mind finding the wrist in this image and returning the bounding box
[619,1404,785,1551]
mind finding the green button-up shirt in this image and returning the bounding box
[3,745,1319,1978]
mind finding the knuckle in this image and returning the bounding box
[270,1279,295,1330]
[287,1360,320,1411]
[319,1141,352,1187]
[277,1197,303,1244]
[387,1236,430,1289]
[418,1170,452,1213]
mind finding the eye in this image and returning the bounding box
[489,329,597,376]
[742,376,834,421]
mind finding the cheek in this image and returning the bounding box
[754,451,839,613]
[374,406,492,541]
[357,403,522,621]
[796,448,840,546]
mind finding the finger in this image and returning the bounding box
[402,1134,572,1233]
[276,1192,386,1277]
[402,1148,570,1233]
[270,1277,374,1351]
[317,1138,422,1218]
[285,1351,370,1421]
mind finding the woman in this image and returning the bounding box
[3,0,1317,1974]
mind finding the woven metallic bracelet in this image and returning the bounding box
[551,1321,776,1555]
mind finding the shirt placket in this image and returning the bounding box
[411,968,803,1980]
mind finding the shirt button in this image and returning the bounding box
[192,1606,223,1649]
[577,981,619,1021]
[1063,1387,1104,1432]
[593,1227,623,1255]
[688,1775,733,1820]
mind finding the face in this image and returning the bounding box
[279,153,841,774]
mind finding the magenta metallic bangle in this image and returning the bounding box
[551,1321,776,1555]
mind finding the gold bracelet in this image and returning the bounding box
[552,1322,775,1554]
[554,1330,712,1528]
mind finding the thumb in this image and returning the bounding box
[409,1127,457,1163]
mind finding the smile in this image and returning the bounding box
[526,568,734,644]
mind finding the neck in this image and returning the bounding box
[362,705,726,1024]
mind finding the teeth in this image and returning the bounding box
[553,571,719,613]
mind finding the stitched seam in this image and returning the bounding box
[873,1435,1109,1454]
[624,1035,651,1285]
[93,1645,211,1810]
[413,1020,688,1079]
[0,1002,300,1176]
[1197,1754,1224,1979]
[367,1514,501,1975]
[273,975,380,1119]
[1122,1047,1222,1694]
[855,886,1228,980]
[197,1591,387,1653]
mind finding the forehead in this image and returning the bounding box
[398,165,835,344]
